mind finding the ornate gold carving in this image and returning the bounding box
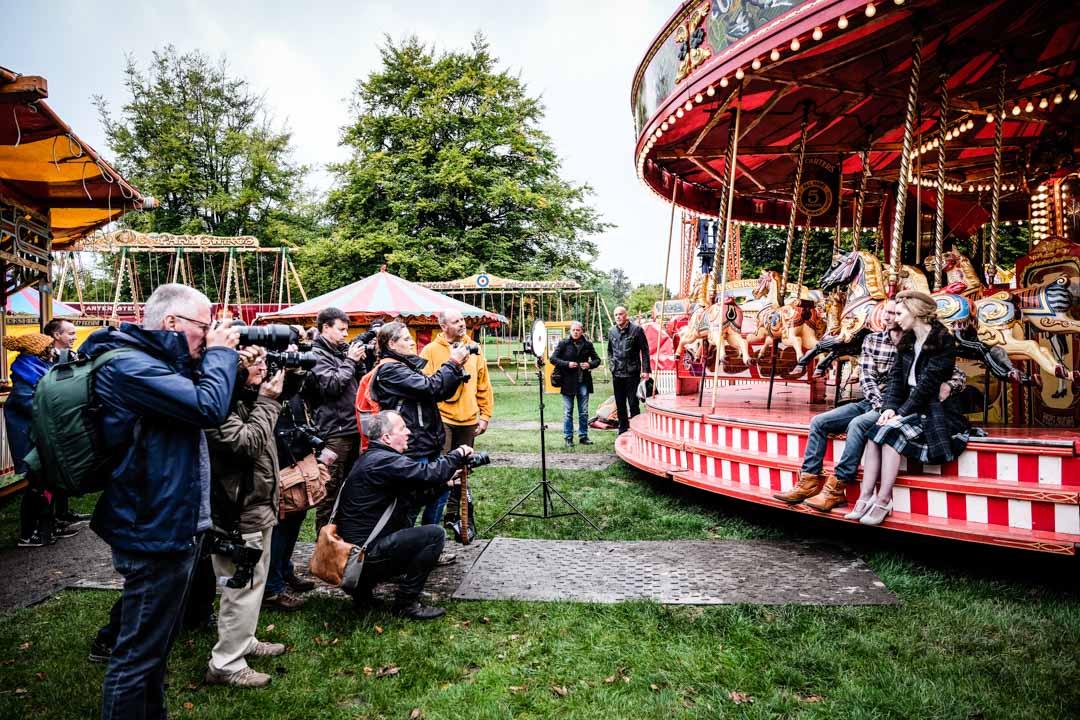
[675,3,712,84]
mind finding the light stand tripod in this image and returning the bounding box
[485,356,600,533]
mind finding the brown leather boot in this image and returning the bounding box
[804,475,848,513]
[773,473,824,504]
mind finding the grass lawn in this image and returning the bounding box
[2,381,1079,719]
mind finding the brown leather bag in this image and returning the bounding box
[278,454,328,519]
[309,487,396,589]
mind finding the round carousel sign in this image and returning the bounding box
[796,180,834,217]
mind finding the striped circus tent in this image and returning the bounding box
[256,267,507,328]
[6,287,79,317]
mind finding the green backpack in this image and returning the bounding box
[24,349,135,496]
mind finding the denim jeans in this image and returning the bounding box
[562,385,591,441]
[100,543,199,720]
[266,510,307,596]
[349,525,445,604]
[801,400,881,483]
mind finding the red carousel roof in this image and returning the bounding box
[632,0,1080,235]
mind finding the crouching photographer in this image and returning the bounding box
[332,410,475,620]
[204,347,287,689]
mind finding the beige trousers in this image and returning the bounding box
[209,527,273,674]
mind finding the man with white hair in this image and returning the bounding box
[78,283,240,719]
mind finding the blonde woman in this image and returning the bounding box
[848,290,970,526]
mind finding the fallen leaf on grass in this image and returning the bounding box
[18,643,31,651]
[409,709,424,719]
[508,685,527,693]
[265,624,275,632]
[649,682,670,692]
[363,666,374,676]
[374,625,384,634]
[509,634,520,641]
[375,665,400,679]
[480,616,491,624]
[551,685,568,697]
[604,667,631,684]
[797,693,823,703]
[15,688,26,695]
[182,702,194,710]
[34,672,46,681]
[728,691,754,704]
[184,682,199,690]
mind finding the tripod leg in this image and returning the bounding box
[483,481,546,534]
[544,483,601,533]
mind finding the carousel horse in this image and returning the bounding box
[924,249,983,300]
[675,273,752,365]
[801,250,1035,387]
[746,269,823,361]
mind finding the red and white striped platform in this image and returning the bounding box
[615,385,1080,555]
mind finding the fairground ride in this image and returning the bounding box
[616,0,1080,555]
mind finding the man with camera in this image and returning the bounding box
[202,346,289,689]
[78,284,239,719]
[310,307,367,533]
[335,410,477,620]
[607,306,651,434]
[419,310,493,526]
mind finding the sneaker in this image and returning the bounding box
[262,592,305,611]
[246,641,286,658]
[87,639,112,664]
[392,601,446,620]
[57,511,92,524]
[53,524,81,539]
[205,666,271,688]
[284,574,315,593]
[17,531,56,548]
[578,437,594,445]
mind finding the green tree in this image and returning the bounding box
[626,283,670,317]
[96,46,309,243]
[608,268,632,306]
[319,35,609,289]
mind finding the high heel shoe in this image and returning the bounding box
[843,498,874,520]
[859,499,894,526]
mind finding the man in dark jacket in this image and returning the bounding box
[335,410,469,620]
[310,307,367,533]
[550,321,602,448]
[79,283,239,720]
[606,306,651,434]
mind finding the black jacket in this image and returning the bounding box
[550,337,602,395]
[607,322,651,378]
[335,442,466,545]
[371,353,465,460]
[311,335,362,438]
[883,322,970,463]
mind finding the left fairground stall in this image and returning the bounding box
[616,0,1080,554]
[0,66,146,495]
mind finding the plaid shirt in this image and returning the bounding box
[859,330,965,410]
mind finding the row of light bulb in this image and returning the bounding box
[914,117,977,157]
[987,88,1079,122]
[1031,184,1051,240]
[909,175,1019,194]
[637,1,900,184]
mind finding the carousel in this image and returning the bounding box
[616,0,1080,554]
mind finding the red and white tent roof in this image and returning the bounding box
[256,268,507,327]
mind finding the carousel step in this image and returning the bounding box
[633,423,1080,505]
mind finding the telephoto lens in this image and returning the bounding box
[232,320,297,351]
[466,451,491,468]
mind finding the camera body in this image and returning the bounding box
[456,342,481,355]
[277,422,326,458]
[465,451,491,469]
[265,350,317,376]
[205,530,262,589]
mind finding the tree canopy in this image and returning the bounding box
[314,35,609,291]
[96,46,309,244]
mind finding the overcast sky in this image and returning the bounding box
[11,0,682,286]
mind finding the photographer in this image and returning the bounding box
[310,307,366,533]
[204,347,286,689]
[419,310,493,526]
[79,284,239,720]
[335,410,471,620]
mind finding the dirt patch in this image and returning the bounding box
[489,452,615,471]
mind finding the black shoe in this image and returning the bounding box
[578,437,594,445]
[88,639,113,664]
[57,511,92,524]
[392,601,446,620]
[564,438,574,449]
[53,524,80,539]
[284,574,315,593]
[17,531,56,548]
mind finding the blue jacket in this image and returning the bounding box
[4,353,51,475]
[80,323,238,553]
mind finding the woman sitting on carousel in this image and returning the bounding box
[847,290,971,527]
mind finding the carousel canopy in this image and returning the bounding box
[6,286,78,317]
[633,0,1080,235]
[256,268,508,327]
[0,66,148,246]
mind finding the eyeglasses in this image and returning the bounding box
[173,314,212,333]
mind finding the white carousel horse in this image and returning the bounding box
[745,269,823,361]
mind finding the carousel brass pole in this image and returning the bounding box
[768,102,811,410]
[932,71,950,290]
[710,97,742,413]
[834,154,844,259]
[796,218,812,291]
[988,64,1006,282]
[915,125,923,265]
[657,181,679,336]
[852,147,871,251]
[888,33,924,294]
